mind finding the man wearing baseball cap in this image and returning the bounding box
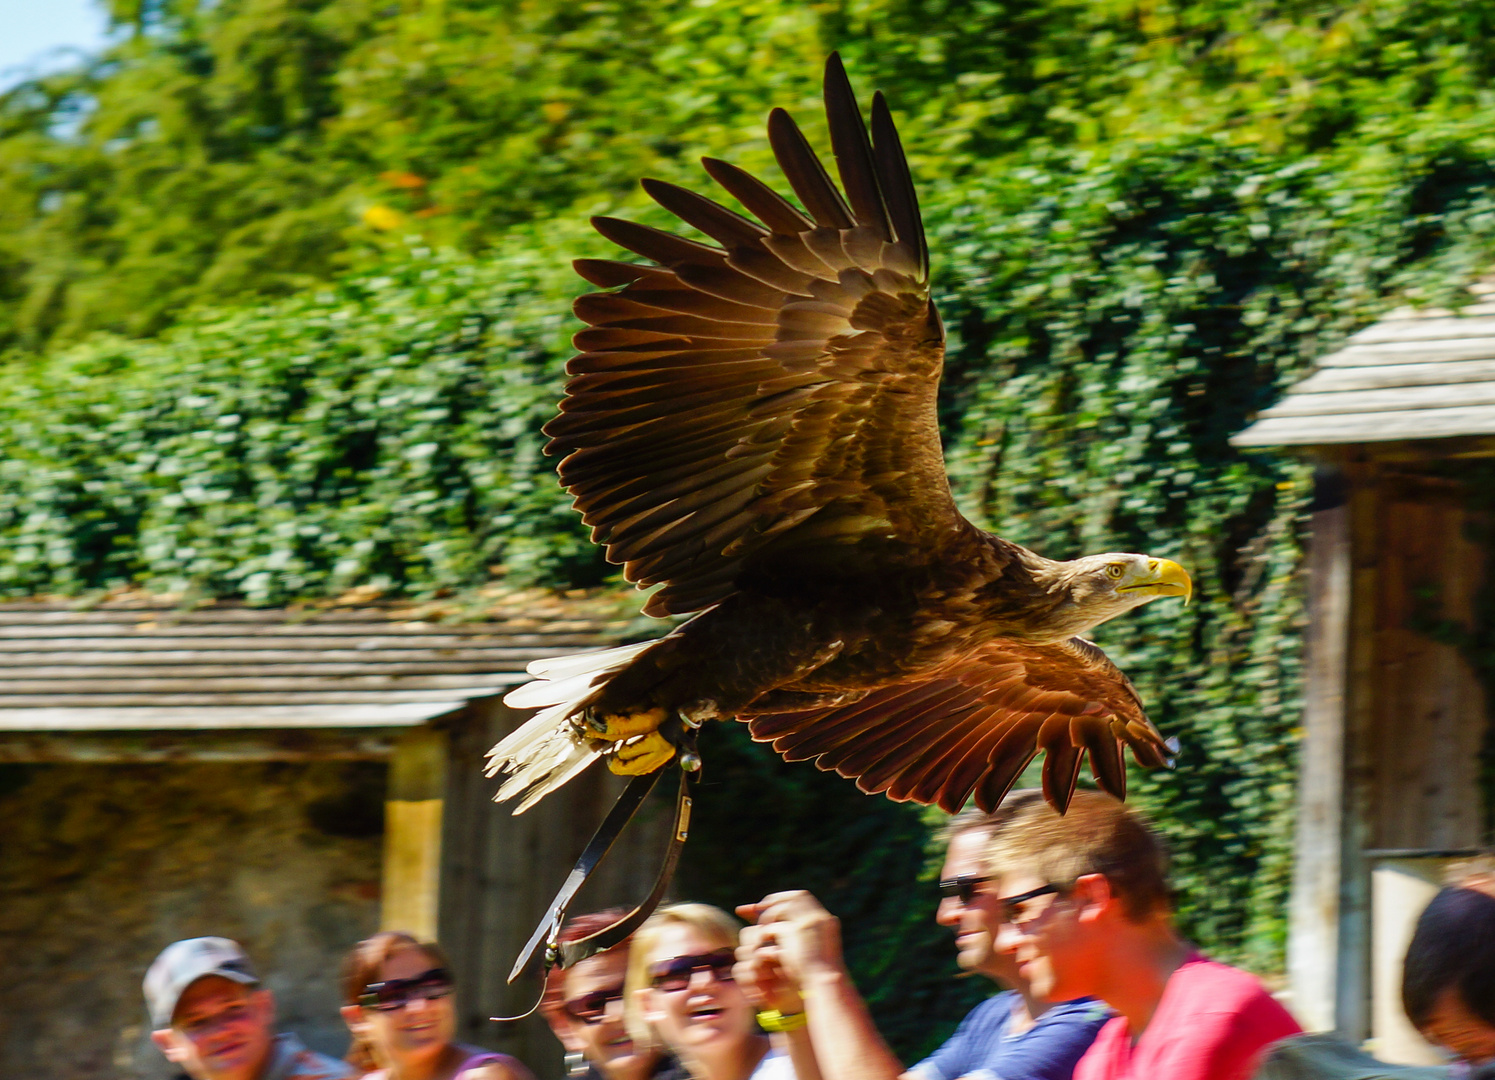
[145,937,354,1080]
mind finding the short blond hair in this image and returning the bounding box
[985,790,1170,921]
[623,903,741,1049]
[937,789,1046,845]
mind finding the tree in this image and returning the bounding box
[9,0,1495,348]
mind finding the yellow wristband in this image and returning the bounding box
[757,1009,808,1033]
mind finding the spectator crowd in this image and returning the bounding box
[141,792,1495,1080]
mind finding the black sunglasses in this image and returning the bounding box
[996,884,1062,924]
[564,984,625,1025]
[358,967,454,1011]
[648,949,736,992]
[937,874,991,905]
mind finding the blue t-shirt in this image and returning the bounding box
[909,992,1110,1080]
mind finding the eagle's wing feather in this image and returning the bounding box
[547,55,963,618]
[746,638,1173,813]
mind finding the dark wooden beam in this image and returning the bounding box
[439,698,677,1077]
[1340,457,1380,1040]
[0,728,400,762]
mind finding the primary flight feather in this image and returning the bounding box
[487,54,1190,816]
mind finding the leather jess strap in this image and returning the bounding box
[494,727,699,1020]
[555,765,694,969]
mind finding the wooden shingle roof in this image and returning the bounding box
[1234,286,1495,448]
[0,595,631,731]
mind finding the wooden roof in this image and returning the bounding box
[0,596,630,731]
[1234,286,1495,448]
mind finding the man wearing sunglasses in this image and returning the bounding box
[145,937,353,1080]
[540,911,683,1080]
[736,792,1108,1080]
[987,792,1301,1080]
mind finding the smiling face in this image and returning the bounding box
[152,976,275,1080]
[1419,988,1495,1065]
[637,922,755,1060]
[997,867,1095,1003]
[561,950,658,1080]
[350,945,455,1070]
[936,830,1020,982]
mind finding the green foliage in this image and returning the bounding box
[0,234,605,602]
[0,0,367,346]
[925,127,1495,963]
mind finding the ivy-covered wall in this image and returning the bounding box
[0,238,591,603]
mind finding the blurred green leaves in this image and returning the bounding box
[12,0,1495,349]
[0,233,607,602]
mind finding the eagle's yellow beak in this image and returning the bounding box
[1122,558,1193,605]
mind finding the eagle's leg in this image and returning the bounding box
[581,706,677,775]
[578,598,847,777]
[585,706,668,741]
[607,732,677,775]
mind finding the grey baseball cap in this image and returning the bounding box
[143,937,260,1028]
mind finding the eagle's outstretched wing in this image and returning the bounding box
[548,54,973,618]
[746,638,1173,812]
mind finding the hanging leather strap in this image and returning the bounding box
[502,726,700,991]
[555,764,693,968]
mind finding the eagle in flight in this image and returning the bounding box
[487,55,1190,817]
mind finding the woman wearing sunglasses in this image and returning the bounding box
[624,904,820,1080]
[340,930,535,1080]
[540,910,685,1080]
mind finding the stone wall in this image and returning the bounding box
[0,760,385,1079]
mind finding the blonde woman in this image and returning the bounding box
[625,904,819,1080]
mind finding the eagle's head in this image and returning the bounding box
[1057,552,1193,630]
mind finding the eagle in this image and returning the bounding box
[486,55,1190,818]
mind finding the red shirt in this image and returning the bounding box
[1074,954,1302,1080]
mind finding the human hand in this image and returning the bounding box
[735,889,846,1006]
[731,929,803,1015]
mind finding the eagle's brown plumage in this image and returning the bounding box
[486,55,1189,816]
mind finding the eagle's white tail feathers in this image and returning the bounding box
[505,742,596,813]
[524,640,653,682]
[488,698,574,762]
[486,640,657,813]
[501,669,606,711]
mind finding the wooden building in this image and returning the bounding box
[1234,293,1495,1061]
[0,594,665,1079]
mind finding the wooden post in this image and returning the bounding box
[1287,464,1353,1032]
[1338,458,1381,1041]
[382,726,448,939]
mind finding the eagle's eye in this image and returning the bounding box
[1104,564,1125,580]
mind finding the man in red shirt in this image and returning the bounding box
[987,791,1301,1080]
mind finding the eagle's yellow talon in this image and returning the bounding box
[606,732,676,775]
[588,707,668,742]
